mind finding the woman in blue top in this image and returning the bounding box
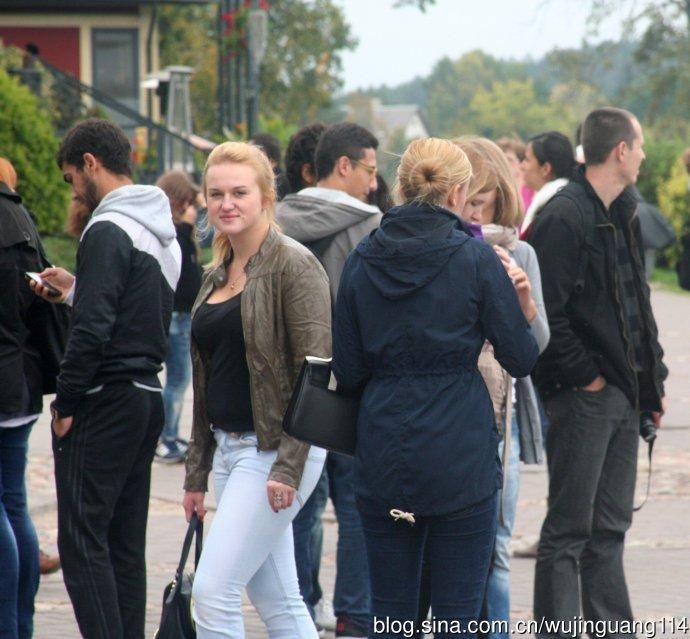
[332,138,539,639]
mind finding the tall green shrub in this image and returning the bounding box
[636,133,684,206]
[0,68,69,233]
[657,160,689,269]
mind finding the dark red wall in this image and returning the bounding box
[0,27,80,77]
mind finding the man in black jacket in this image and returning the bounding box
[528,108,667,636]
[31,119,181,639]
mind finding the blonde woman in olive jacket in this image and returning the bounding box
[183,142,331,638]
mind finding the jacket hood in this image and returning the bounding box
[355,203,473,300]
[276,189,380,242]
[89,184,176,246]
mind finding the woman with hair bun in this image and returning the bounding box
[332,138,538,638]
[519,131,576,238]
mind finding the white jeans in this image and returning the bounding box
[192,431,326,638]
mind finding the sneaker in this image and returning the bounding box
[154,440,185,464]
[175,437,190,454]
[513,539,539,558]
[315,597,337,632]
[335,615,367,638]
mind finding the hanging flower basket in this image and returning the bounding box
[222,0,269,59]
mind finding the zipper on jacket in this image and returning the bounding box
[238,284,265,453]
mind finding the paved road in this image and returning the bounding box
[28,287,690,637]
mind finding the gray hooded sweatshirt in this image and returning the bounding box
[276,187,382,303]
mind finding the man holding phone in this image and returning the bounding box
[31,119,181,639]
[25,272,61,297]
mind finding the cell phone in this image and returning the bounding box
[25,272,61,297]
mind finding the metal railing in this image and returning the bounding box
[33,56,210,182]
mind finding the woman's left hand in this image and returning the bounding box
[267,480,296,513]
[507,264,538,324]
[494,245,512,269]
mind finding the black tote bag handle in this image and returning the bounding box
[166,514,203,604]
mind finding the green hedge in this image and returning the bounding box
[0,68,69,233]
[657,160,689,269]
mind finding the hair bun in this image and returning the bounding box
[396,138,472,206]
[408,157,450,201]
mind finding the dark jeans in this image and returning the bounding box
[362,493,497,639]
[327,452,370,626]
[53,383,163,639]
[293,466,329,617]
[534,384,638,637]
[0,421,40,639]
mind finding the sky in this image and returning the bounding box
[336,0,634,93]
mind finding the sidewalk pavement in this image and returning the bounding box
[28,287,690,637]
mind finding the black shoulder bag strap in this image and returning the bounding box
[546,187,593,295]
[166,514,203,604]
[572,194,594,296]
[304,234,338,262]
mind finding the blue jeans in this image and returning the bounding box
[293,467,329,618]
[162,312,192,442]
[0,422,40,639]
[327,452,370,626]
[362,493,497,639]
[485,412,520,639]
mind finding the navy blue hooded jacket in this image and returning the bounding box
[333,203,539,517]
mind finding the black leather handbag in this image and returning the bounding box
[283,357,360,456]
[154,514,203,639]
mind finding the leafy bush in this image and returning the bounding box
[0,68,69,233]
[656,160,689,269]
[637,132,685,206]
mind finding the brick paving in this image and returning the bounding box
[28,287,690,637]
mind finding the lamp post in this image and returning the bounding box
[246,1,268,137]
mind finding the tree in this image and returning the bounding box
[159,1,356,133]
[258,0,356,124]
[657,158,688,267]
[581,1,690,125]
[158,4,219,136]
[424,51,502,136]
[424,51,530,137]
[548,80,607,132]
[466,79,563,140]
[0,68,70,233]
[393,0,436,10]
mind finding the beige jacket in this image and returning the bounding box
[183,228,332,492]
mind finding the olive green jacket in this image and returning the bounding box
[183,228,332,492]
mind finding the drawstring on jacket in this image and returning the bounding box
[390,509,416,525]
